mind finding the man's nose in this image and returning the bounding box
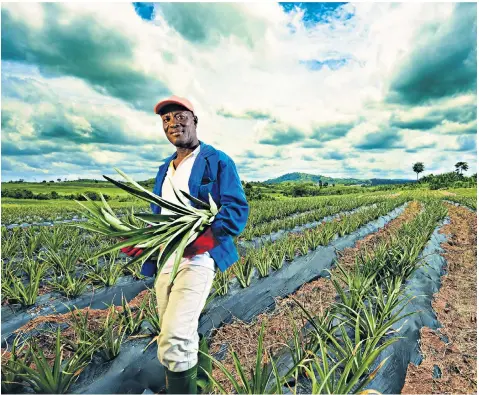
[168,119,179,128]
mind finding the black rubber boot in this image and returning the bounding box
[165,364,197,394]
[196,334,213,393]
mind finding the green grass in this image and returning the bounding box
[1,199,150,225]
[1,199,148,212]
[2,198,146,207]
[448,187,477,197]
[1,182,146,197]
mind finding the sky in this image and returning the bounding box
[1,2,477,182]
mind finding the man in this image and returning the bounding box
[121,95,249,394]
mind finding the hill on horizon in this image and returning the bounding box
[4,173,415,187]
[263,172,414,186]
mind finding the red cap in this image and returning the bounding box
[154,95,195,115]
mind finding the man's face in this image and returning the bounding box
[160,104,197,148]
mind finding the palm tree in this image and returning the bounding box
[412,162,425,181]
[454,161,469,175]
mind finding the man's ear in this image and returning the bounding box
[193,115,198,125]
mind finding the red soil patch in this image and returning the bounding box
[402,203,477,394]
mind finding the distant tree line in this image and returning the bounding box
[241,182,276,201]
[413,161,476,189]
[421,172,476,190]
[1,189,113,201]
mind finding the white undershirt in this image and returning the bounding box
[159,145,216,274]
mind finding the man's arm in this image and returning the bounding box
[182,154,248,258]
[210,155,249,239]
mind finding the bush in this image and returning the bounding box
[2,189,35,199]
[35,193,50,200]
[1,188,114,201]
[75,191,111,201]
[292,184,308,197]
[244,185,275,201]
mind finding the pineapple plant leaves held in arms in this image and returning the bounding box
[69,167,218,284]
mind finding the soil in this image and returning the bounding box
[402,203,477,394]
[1,304,140,370]
[207,201,422,393]
[37,284,55,296]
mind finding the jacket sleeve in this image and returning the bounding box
[150,189,160,214]
[150,167,162,215]
[210,155,249,238]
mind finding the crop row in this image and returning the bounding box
[2,196,405,263]
[1,252,143,308]
[1,288,182,394]
[1,199,447,394]
[2,191,399,229]
[211,197,409,295]
[0,196,408,394]
[1,197,405,309]
[1,200,149,227]
[2,195,385,264]
[442,195,476,210]
[206,200,448,394]
[240,195,389,240]
[2,199,403,307]
[245,192,396,227]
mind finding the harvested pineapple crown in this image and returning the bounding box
[71,167,218,284]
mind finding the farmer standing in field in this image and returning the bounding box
[121,95,249,394]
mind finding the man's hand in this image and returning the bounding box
[119,224,152,257]
[119,238,143,257]
[183,227,219,258]
[121,246,144,257]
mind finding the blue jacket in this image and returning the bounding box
[140,140,249,277]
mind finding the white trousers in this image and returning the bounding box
[154,264,215,372]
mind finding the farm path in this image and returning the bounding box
[206,201,422,394]
[402,203,477,394]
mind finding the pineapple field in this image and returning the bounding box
[1,188,476,394]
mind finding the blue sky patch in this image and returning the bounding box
[133,2,154,21]
[300,58,348,71]
[279,2,351,26]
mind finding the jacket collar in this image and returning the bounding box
[156,140,215,200]
[161,140,215,166]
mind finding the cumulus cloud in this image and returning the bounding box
[447,135,477,152]
[154,3,283,49]
[354,128,406,151]
[389,94,477,134]
[216,108,273,121]
[257,121,306,146]
[1,3,172,112]
[323,151,347,160]
[385,3,477,105]
[1,2,476,181]
[311,122,356,142]
[2,75,169,146]
[1,72,172,180]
